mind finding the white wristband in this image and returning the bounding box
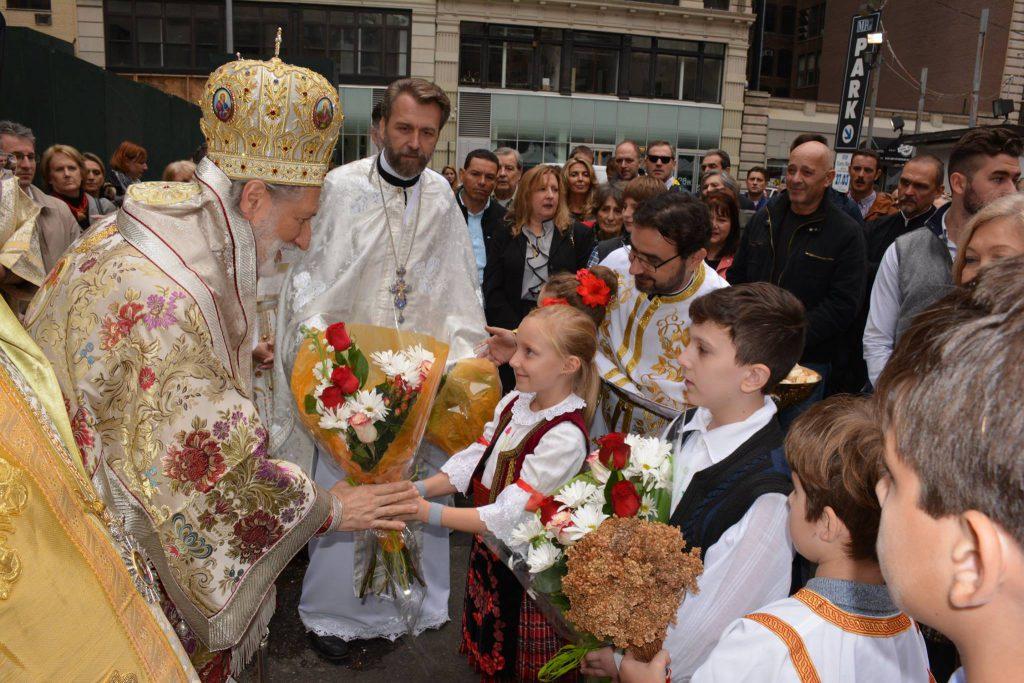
[414,480,428,497]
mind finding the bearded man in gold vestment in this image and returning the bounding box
[23,36,418,680]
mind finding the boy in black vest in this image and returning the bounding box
[582,282,806,681]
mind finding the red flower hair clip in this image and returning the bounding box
[575,269,611,308]
[540,297,569,308]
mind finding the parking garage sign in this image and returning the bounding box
[834,12,881,152]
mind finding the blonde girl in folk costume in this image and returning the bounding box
[409,302,610,681]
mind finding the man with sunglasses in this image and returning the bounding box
[594,192,727,436]
[645,140,683,191]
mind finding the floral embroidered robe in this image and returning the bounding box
[23,162,330,667]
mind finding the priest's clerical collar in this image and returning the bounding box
[377,152,419,189]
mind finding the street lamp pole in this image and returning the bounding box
[865,31,884,149]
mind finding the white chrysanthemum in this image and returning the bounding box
[555,480,601,510]
[639,493,658,520]
[563,504,609,542]
[318,405,348,432]
[510,516,547,547]
[623,436,672,488]
[652,459,672,490]
[526,540,562,574]
[370,350,402,374]
[404,344,435,371]
[347,389,389,422]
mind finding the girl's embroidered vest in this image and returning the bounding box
[468,396,588,506]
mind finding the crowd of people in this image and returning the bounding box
[0,44,1021,683]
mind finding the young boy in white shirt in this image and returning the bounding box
[691,395,932,682]
[872,257,1024,683]
[582,282,806,681]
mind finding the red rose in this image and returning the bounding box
[610,480,641,518]
[597,432,630,470]
[320,385,346,410]
[325,322,352,351]
[538,496,561,526]
[330,365,360,394]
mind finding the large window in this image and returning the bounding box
[459,23,725,104]
[796,51,820,88]
[105,1,223,70]
[7,0,52,9]
[459,24,562,92]
[798,4,826,41]
[103,1,410,83]
[630,37,724,103]
[572,31,619,96]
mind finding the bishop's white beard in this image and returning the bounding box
[251,211,286,278]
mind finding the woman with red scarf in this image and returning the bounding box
[40,144,112,231]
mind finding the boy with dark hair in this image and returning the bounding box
[583,282,806,680]
[691,395,932,681]
[874,255,1024,683]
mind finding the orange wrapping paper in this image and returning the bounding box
[290,323,449,484]
[425,358,502,456]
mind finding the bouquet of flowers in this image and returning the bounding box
[506,432,703,680]
[290,322,449,609]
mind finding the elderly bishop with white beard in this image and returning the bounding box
[270,78,487,660]
[23,40,422,680]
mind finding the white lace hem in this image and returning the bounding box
[479,485,532,552]
[302,610,450,642]
[510,392,586,426]
[440,442,485,493]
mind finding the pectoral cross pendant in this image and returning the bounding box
[390,267,411,324]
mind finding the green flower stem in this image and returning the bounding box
[537,633,604,682]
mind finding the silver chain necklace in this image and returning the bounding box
[377,168,423,324]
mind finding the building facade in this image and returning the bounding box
[36,0,753,189]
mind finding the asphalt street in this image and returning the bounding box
[240,529,479,682]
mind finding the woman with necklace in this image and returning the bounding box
[40,145,113,231]
[483,164,594,391]
[563,154,598,224]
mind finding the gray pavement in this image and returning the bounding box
[240,530,479,682]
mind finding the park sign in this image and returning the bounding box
[834,12,881,152]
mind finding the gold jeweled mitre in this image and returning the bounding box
[199,28,343,187]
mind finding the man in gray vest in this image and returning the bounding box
[863,127,1022,386]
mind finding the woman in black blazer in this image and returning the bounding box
[483,163,596,334]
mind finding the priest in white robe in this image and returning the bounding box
[594,193,728,438]
[270,78,487,659]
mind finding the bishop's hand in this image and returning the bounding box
[328,480,419,532]
[477,325,517,366]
